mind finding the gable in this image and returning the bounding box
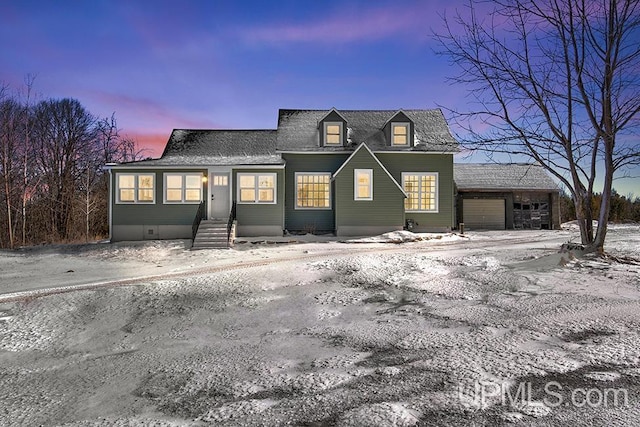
[383,110,412,127]
[319,108,348,123]
[319,109,347,147]
[384,110,414,147]
[333,143,406,197]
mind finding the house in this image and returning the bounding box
[105,108,459,245]
[454,163,561,230]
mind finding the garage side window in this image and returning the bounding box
[116,173,155,204]
[402,173,438,212]
[164,173,202,203]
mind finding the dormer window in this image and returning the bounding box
[392,123,409,146]
[324,122,343,145]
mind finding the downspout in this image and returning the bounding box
[103,164,115,242]
[281,168,286,234]
[108,168,113,242]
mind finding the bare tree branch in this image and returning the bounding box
[435,0,640,251]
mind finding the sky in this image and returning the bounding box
[1,0,638,196]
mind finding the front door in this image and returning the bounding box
[209,173,230,220]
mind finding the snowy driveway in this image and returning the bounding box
[1,227,639,426]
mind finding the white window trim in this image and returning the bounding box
[323,121,343,146]
[354,169,373,201]
[402,172,439,213]
[237,172,277,205]
[163,172,203,204]
[295,172,332,210]
[115,172,155,204]
[391,122,410,146]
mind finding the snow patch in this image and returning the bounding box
[583,371,622,382]
[347,231,465,244]
[337,402,421,427]
[512,401,552,418]
[315,288,370,306]
[198,399,276,422]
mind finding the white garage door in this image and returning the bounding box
[463,199,505,230]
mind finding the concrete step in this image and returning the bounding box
[192,243,229,249]
[198,225,227,233]
[192,220,236,250]
[193,235,228,240]
[195,231,228,236]
[199,221,227,225]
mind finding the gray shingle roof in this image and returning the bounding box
[276,109,459,152]
[454,163,559,191]
[119,129,282,166]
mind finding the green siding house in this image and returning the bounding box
[105,108,460,244]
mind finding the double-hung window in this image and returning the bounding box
[392,123,409,146]
[402,173,438,212]
[164,173,202,203]
[354,169,373,201]
[116,173,155,203]
[324,122,343,145]
[295,173,331,209]
[238,173,276,204]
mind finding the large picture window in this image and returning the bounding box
[402,173,438,212]
[116,173,155,204]
[295,173,331,209]
[164,173,202,203]
[238,173,276,204]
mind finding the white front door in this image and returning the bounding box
[209,172,230,220]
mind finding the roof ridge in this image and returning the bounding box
[277,109,441,112]
[171,128,276,132]
[455,162,541,166]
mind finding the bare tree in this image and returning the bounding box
[96,114,147,164]
[0,86,24,248]
[436,0,640,252]
[32,98,98,241]
[0,81,146,248]
[20,74,37,246]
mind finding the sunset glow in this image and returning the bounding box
[1,0,638,193]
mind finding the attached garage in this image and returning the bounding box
[454,163,561,230]
[462,199,505,230]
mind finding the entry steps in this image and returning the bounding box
[192,220,235,249]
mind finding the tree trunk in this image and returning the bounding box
[4,179,13,248]
[85,170,90,242]
[572,186,594,247]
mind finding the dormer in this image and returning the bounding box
[318,108,347,147]
[384,110,414,147]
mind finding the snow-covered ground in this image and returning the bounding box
[1,226,639,426]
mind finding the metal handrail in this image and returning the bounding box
[226,201,237,247]
[191,201,205,242]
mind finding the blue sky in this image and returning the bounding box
[1,0,638,196]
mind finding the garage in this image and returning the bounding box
[462,199,505,230]
[455,164,561,230]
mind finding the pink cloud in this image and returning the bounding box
[86,90,215,130]
[242,4,444,44]
[83,90,227,158]
[123,131,169,159]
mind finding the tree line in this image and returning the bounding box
[0,79,144,248]
[559,191,640,224]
